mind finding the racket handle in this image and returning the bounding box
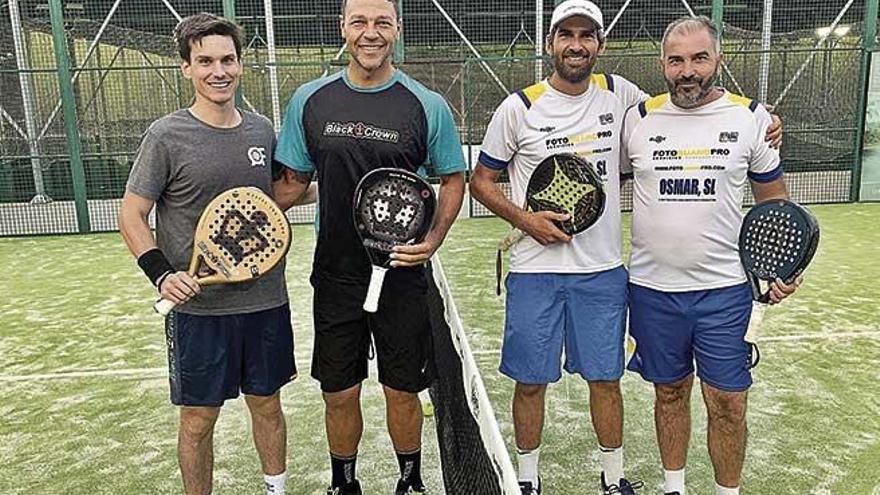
[154,298,177,317]
[745,301,766,344]
[498,228,526,252]
[363,265,388,313]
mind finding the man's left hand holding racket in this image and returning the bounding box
[121,187,291,315]
[385,172,467,268]
[120,191,202,308]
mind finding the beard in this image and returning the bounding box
[553,50,597,84]
[666,68,718,108]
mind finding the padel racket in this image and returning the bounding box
[154,187,291,316]
[495,153,606,294]
[739,199,819,303]
[739,199,819,367]
[353,168,436,313]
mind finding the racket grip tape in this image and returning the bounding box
[363,265,389,313]
[154,298,177,317]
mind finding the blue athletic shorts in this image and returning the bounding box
[626,283,753,392]
[165,303,296,406]
[500,266,628,384]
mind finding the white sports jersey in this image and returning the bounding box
[480,74,646,273]
[621,90,782,291]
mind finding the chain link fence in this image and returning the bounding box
[0,0,874,235]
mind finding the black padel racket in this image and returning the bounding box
[496,153,605,294]
[739,199,819,304]
[353,168,437,312]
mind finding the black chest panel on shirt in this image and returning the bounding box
[303,79,429,282]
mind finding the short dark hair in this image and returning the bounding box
[174,13,244,62]
[340,0,401,20]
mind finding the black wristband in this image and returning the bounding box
[137,248,175,287]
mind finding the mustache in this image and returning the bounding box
[674,76,703,85]
[561,49,590,58]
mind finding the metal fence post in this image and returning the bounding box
[222,0,243,108]
[853,0,879,202]
[48,0,90,233]
[711,0,724,35]
[395,0,405,63]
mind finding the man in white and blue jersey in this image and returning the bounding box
[621,16,800,495]
[471,1,648,494]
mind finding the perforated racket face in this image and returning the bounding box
[739,199,819,283]
[353,168,436,264]
[193,187,291,284]
[526,153,606,235]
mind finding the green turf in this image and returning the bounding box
[1,204,879,494]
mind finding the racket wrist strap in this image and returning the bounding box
[137,248,175,287]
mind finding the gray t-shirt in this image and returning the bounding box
[126,109,288,315]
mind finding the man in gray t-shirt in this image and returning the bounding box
[118,14,294,495]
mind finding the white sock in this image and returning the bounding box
[264,471,287,495]
[664,468,686,494]
[517,447,540,485]
[715,481,739,495]
[599,445,624,486]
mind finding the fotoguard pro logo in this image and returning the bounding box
[323,121,400,143]
[546,130,613,150]
[652,148,730,160]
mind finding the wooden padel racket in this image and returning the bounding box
[353,168,436,313]
[154,187,291,316]
[496,153,606,294]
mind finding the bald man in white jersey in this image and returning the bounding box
[621,16,799,495]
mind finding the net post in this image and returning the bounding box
[48,0,90,232]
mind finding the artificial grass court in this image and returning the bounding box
[0,203,878,494]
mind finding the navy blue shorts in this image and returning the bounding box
[311,270,434,394]
[626,283,753,392]
[500,266,628,384]
[165,303,296,406]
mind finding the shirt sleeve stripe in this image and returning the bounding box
[515,90,532,109]
[748,164,783,183]
[605,74,615,92]
[478,151,510,170]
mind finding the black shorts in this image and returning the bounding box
[165,303,296,406]
[311,270,434,393]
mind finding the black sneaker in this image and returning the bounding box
[519,477,541,495]
[600,472,644,495]
[665,492,682,495]
[395,478,426,494]
[327,480,363,495]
